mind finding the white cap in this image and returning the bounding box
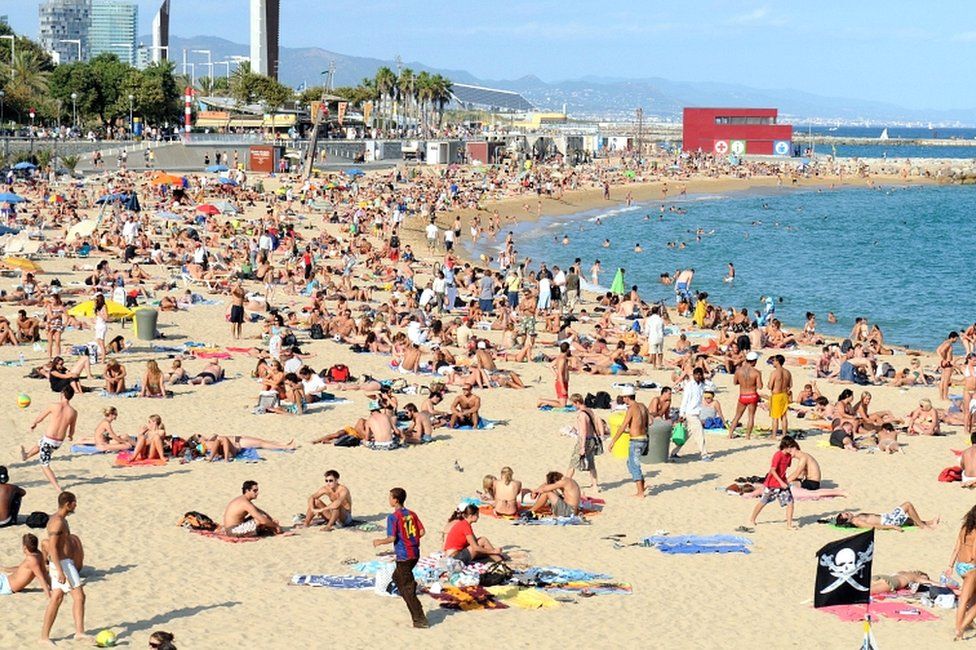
[746,351,759,361]
[619,384,636,397]
[477,341,486,349]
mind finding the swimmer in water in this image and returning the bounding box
[603,239,611,248]
[562,235,570,245]
[724,262,735,284]
[634,244,643,253]
[827,312,837,324]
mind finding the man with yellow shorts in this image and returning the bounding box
[768,354,793,437]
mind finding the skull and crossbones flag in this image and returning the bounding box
[814,530,875,608]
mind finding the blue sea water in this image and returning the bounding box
[466,184,976,349]
[803,126,976,159]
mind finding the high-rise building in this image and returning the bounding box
[38,0,91,64]
[89,0,138,66]
[151,0,169,64]
[250,0,280,79]
[0,16,8,27]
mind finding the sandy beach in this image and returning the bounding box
[0,164,969,650]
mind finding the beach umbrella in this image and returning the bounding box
[195,204,219,216]
[47,195,65,204]
[212,200,238,214]
[12,162,36,170]
[218,178,238,186]
[206,164,229,173]
[0,225,20,236]
[68,299,133,320]
[66,219,98,242]
[95,193,126,204]
[3,257,43,273]
[0,192,26,203]
[151,173,184,186]
[610,269,626,296]
[624,170,637,179]
[124,193,141,212]
[344,168,364,177]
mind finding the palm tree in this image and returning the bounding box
[1,50,51,119]
[431,75,453,131]
[397,68,415,134]
[415,71,432,136]
[373,66,396,134]
[196,76,219,96]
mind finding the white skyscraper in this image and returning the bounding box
[38,0,91,64]
[151,0,169,64]
[249,0,280,79]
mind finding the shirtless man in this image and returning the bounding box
[609,386,649,497]
[786,447,822,490]
[1,533,49,596]
[21,387,78,492]
[16,310,40,342]
[768,354,793,437]
[870,570,933,595]
[223,480,282,537]
[41,491,88,644]
[450,384,481,428]
[529,471,581,517]
[648,386,672,420]
[230,281,246,339]
[365,401,399,448]
[938,331,960,402]
[537,342,570,408]
[0,466,25,527]
[960,434,976,488]
[835,502,940,531]
[727,351,763,439]
[303,469,353,530]
[402,403,432,444]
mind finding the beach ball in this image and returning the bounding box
[16,393,30,409]
[95,630,117,647]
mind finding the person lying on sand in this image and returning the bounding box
[1,533,50,596]
[835,502,940,531]
[870,570,933,595]
[187,434,296,462]
[188,360,225,385]
[222,480,282,537]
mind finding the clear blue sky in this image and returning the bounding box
[3,1,974,109]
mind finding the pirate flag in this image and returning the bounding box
[814,530,875,608]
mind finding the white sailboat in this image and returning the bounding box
[879,128,890,140]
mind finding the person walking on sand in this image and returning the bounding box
[740,436,798,533]
[20,387,78,493]
[537,342,570,409]
[675,367,711,462]
[41,491,89,644]
[727,351,763,439]
[566,393,601,491]
[608,386,649,497]
[768,354,792,437]
[373,487,428,629]
[230,281,246,340]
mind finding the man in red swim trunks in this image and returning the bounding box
[537,342,571,409]
[727,350,764,440]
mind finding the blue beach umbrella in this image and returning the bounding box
[0,192,26,203]
[344,168,364,177]
[12,162,36,170]
[206,164,229,173]
[218,177,238,186]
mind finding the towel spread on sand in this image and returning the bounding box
[537,405,577,412]
[114,451,167,467]
[641,534,753,555]
[99,388,141,398]
[817,600,938,622]
[71,444,109,454]
[290,575,374,589]
[429,585,508,611]
[513,515,588,526]
[485,586,560,609]
[452,419,504,430]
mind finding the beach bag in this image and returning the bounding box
[254,390,280,414]
[333,434,360,447]
[25,512,49,529]
[671,421,688,446]
[179,511,217,531]
[939,467,962,483]
[327,364,351,383]
[479,562,514,588]
[170,437,186,459]
[310,324,325,340]
[583,411,605,456]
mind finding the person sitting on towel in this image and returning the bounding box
[528,472,581,518]
[443,504,504,564]
[222,480,282,537]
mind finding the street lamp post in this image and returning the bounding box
[216,61,231,77]
[128,94,134,139]
[70,92,77,133]
[29,108,35,154]
[0,90,5,156]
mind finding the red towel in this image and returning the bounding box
[114,451,167,467]
[818,600,938,622]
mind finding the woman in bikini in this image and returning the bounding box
[490,467,524,517]
[906,398,941,436]
[131,414,167,461]
[951,505,976,640]
[44,293,66,359]
[854,391,898,430]
[139,360,167,398]
[103,358,127,394]
[75,407,133,452]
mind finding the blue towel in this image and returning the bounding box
[513,515,587,526]
[538,405,577,412]
[151,345,184,353]
[235,448,263,462]
[71,444,107,455]
[641,534,753,555]
[99,388,141,398]
[290,574,374,589]
[453,418,503,430]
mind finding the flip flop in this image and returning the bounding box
[735,526,755,533]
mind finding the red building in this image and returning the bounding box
[682,108,793,156]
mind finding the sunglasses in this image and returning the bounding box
[324,478,336,483]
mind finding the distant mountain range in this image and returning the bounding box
[155,35,976,125]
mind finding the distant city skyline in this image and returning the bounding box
[5,1,976,109]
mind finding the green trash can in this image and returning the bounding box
[133,308,158,341]
[642,418,673,464]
